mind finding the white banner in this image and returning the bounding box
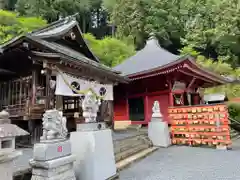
[55,73,113,100]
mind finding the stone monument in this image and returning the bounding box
[148,101,171,147]
[70,91,117,180]
[0,110,29,180]
[30,109,76,180]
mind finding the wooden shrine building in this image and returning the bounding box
[113,35,235,126]
[0,15,127,143]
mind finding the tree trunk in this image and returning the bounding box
[82,14,86,33]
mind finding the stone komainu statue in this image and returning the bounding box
[82,91,101,123]
[41,109,68,141]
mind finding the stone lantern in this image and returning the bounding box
[0,110,29,180]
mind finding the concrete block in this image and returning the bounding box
[70,129,117,180]
[148,121,171,147]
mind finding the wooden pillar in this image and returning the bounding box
[32,69,38,106]
[45,68,51,110]
[19,79,22,106]
[126,94,129,120]
[167,79,174,106]
[55,96,63,110]
[144,95,149,123]
[108,101,114,128]
[4,82,7,107]
[0,83,2,109]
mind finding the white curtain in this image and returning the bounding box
[55,73,113,100]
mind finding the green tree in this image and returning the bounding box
[181,46,240,98]
[0,10,47,44]
[16,0,92,32]
[182,0,240,66]
[84,33,136,67]
[102,0,116,12]
[110,0,148,49]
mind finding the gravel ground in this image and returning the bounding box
[14,135,240,180]
[119,140,240,180]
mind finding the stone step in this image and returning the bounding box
[116,147,159,171]
[115,143,150,162]
[113,134,149,147]
[114,136,148,149]
[230,128,240,139]
[113,133,152,163]
[114,138,146,155]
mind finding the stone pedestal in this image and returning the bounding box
[0,149,22,180]
[30,140,76,180]
[70,124,117,180]
[148,101,171,147]
[148,120,171,147]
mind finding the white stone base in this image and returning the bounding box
[30,155,76,180]
[0,150,22,180]
[70,129,116,180]
[148,121,171,147]
[33,140,71,161]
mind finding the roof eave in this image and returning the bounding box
[0,36,25,53]
[75,24,100,63]
[27,37,128,83]
[59,55,129,83]
[31,21,78,39]
[187,58,232,84]
[126,55,190,78]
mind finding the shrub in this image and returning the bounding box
[228,102,240,122]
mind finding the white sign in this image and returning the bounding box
[55,73,113,100]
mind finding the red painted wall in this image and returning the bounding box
[114,97,129,121]
[113,75,171,124]
[113,92,170,124]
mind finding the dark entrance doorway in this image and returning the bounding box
[128,97,145,121]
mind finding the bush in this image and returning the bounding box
[83,33,136,67]
[0,10,47,44]
[228,102,240,121]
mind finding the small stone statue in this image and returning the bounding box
[40,109,68,141]
[152,101,163,119]
[0,110,11,124]
[82,91,101,123]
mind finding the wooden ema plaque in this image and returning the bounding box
[168,104,231,149]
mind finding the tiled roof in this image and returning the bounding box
[0,15,128,83]
[113,36,180,76]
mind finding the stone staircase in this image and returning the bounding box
[230,128,240,140]
[113,132,153,163]
[229,117,240,140]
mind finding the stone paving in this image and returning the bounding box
[119,141,240,180]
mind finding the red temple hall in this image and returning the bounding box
[113,35,233,126]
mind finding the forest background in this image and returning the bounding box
[0,0,240,101]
